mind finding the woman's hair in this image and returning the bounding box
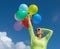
[36,28,41,32]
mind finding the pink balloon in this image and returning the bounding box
[14,21,23,31]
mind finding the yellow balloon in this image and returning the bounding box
[28,4,38,15]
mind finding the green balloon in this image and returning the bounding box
[16,10,28,20]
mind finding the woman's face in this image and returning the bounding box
[36,28,44,35]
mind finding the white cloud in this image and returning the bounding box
[0,32,30,49]
[15,42,30,49]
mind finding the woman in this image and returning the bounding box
[28,14,53,49]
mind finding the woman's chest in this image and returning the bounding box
[31,38,47,47]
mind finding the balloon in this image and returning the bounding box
[22,18,28,28]
[14,21,23,31]
[19,4,28,11]
[32,14,42,25]
[16,10,28,20]
[28,4,38,15]
[14,14,20,21]
[22,18,32,28]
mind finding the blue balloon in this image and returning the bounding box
[32,14,42,25]
[19,4,28,11]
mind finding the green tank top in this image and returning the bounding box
[28,19,53,49]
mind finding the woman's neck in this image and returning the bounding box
[37,34,42,39]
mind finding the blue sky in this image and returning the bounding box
[0,0,60,49]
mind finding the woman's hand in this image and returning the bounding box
[27,14,31,20]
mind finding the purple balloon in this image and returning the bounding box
[14,21,23,31]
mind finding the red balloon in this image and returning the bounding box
[22,18,32,28]
[22,18,28,28]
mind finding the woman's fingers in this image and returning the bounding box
[28,14,30,20]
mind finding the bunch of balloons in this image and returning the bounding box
[14,4,42,31]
